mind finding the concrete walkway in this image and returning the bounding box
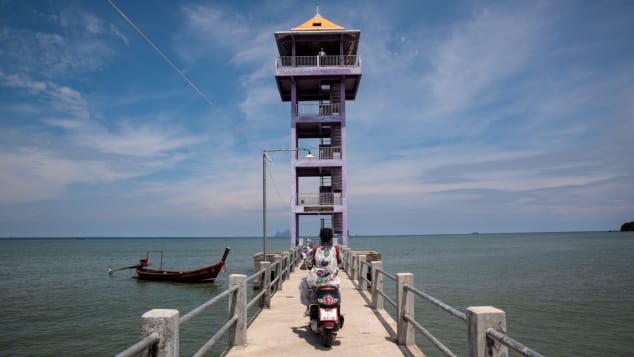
[224,268,425,357]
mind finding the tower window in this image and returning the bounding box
[313,22,322,26]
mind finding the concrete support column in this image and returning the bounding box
[342,248,351,273]
[466,306,508,357]
[275,258,283,291]
[371,261,384,310]
[259,261,271,308]
[358,255,367,290]
[396,273,415,346]
[350,253,358,282]
[348,251,355,275]
[288,249,296,273]
[141,309,179,357]
[229,274,247,346]
[281,252,289,281]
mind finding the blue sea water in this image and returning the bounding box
[1,232,633,356]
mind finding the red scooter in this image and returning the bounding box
[309,285,344,347]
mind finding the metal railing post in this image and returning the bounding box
[371,261,384,310]
[397,273,415,346]
[229,274,247,346]
[141,309,179,357]
[358,255,367,290]
[466,306,508,357]
[260,261,271,308]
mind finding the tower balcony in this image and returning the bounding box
[276,55,360,68]
[274,55,362,102]
[297,193,342,206]
[275,55,361,77]
[297,102,341,116]
[294,146,342,160]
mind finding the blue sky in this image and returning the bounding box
[1,0,633,237]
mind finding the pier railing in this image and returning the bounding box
[344,248,545,357]
[115,246,303,357]
[116,247,544,356]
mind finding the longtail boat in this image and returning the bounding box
[135,246,230,283]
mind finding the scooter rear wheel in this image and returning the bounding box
[321,331,335,347]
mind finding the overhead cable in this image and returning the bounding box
[107,0,252,147]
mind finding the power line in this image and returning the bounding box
[265,155,289,205]
[106,0,252,147]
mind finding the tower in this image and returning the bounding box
[274,8,361,248]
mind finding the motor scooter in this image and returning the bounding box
[309,285,344,347]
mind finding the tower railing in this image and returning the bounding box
[293,146,342,160]
[297,102,341,116]
[297,192,342,205]
[277,55,359,67]
[318,145,342,159]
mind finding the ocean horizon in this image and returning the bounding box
[1,231,633,356]
[0,229,625,239]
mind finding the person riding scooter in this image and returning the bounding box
[301,228,344,346]
[299,228,342,311]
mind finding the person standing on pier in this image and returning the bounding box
[299,228,342,313]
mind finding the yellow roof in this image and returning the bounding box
[291,10,344,31]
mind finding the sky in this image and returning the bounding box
[1,0,633,237]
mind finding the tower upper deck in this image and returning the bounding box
[274,10,362,102]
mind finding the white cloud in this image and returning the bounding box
[0,68,212,207]
[0,148,131,204]
[81,123,205,158]
[0,72,47,93]
[425,7,542,114]
[137,154,261,217]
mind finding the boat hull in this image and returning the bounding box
[135,247,229,283]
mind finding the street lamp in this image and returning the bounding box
[262,147,313,262]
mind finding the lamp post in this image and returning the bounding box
[262,147,313,262]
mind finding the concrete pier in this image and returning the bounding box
[224,268,425,356]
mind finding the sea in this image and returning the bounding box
[1,232,633,356]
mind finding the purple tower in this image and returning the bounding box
[274,8,361,248]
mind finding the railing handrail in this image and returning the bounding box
[486,328,546,357]
[403,283,467,321]
[115,332,159,357]
[376,266,397,281]
[180,285,238,326]
[193,316,238,357]
[403,313,457,357]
